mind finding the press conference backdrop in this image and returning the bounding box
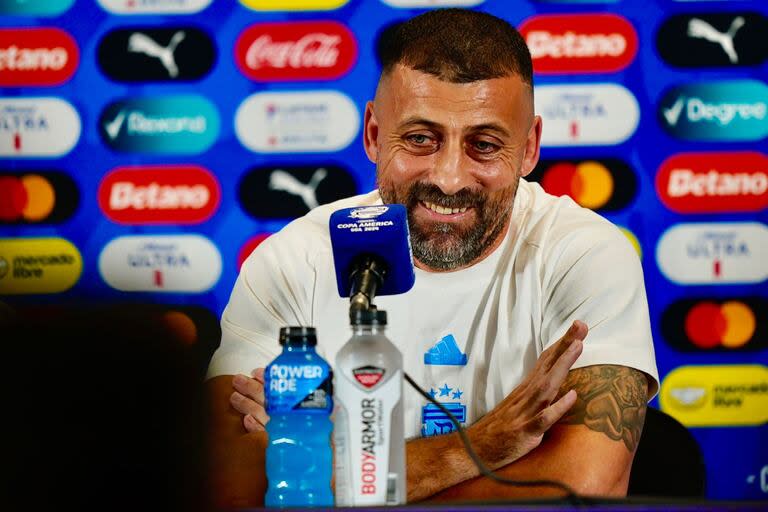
[0,0,766,501]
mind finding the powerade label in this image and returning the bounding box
[265,362,333,414]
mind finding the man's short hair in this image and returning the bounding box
[377,8,533,85]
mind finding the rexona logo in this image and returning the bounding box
[0,171,78,224]
[0,28,79,86]
[659,80,768,142]
[238,164,357,219]
[656,152,768,213]
[235,91,358,153]
[662,298,766,352]
[0,98,80,157]
[237,233,272,272]
[535,84,639,146]
[657,12,768,68]
[0,238,82,295]
[0,0,74,15]
[235,21,356,82]
[381,0,485,7]
[97,27,215,83]
[99,235,222,293]
[239,0,349,10]
[519,13,637,74]
[97,0,212,15]
[660,365,768,427]
[99,95,219,154]
[656,222,768,285]
[528,158,637,212]
[98,165,220,225]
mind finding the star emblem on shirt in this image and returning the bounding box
[439,383,452,397]
[452,389,463,400]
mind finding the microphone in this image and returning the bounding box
[329,204,415,314]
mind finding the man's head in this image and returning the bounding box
[364,9,542,272]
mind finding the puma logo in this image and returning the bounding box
[127,31,186,77]
[268,168,328,210]
[687,17,745,64]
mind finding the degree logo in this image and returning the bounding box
[0,28,79,86]
[656,152,768,214]
[529,158,637,212]
[97,0,212,14]
[238,0,350,10]
[662,298,766,352]
[98,165,220,225]
[0,0,74,15]
[0,98,80,157]
[237,233,272,272]
[520,13,637,74]
[235,21,357,82]
[660,365,768,427]
[656,222,768,285]
[0,238,82,295]
[0,171,78,224]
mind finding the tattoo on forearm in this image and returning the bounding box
[558,365,648,452]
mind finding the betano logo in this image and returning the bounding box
[99,95,219,154]
[99,235,222,293]
[519,13,637,74]
[657,151,768,213]
[529,158,637,211]
[98,165,220,225]
[0,171,78,224]
[239,0,349,11]
[381,0,485,7]
[660,365,768,427]
[0,0,74,15]
[235,21,357,82]
[0,237,82,294]
[662,298,766,352]
[237,233,272,272]
[97,0,212,14]
[235,91,358,153]
[0,98,80,157]
[656,222,768,284]
[659,80,768,141]
[535,84,639,146]
[0,28,79,86]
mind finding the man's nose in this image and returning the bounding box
[429,141,475,196]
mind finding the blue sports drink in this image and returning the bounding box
[264,326,334,507]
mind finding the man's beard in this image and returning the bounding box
[378,180,517,271]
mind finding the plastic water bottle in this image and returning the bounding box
[334,308,406,506]
[264,326,334,507]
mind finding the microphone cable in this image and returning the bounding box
[404,371,586,506]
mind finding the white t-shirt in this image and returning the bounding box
[208,179,659,439]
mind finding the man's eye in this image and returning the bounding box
[407,134,432,145]
[473,140,497,153]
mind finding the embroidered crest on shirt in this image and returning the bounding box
[421,333,468,437]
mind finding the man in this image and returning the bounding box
[205,8,658,509]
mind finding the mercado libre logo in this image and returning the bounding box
[238,0,350,10]
[97,0,212,15]
[98,165,221,225]
[99,95,219,154]
[519,13,637,74]
[656,222,768,285]
[0,0,74,15]
[235,21,357,82]
[0,98,80,157]
[658,80,768,142]
[0,28,79,86]
[528,158,637,212]
[662,297,766,352]
[0,171,79,224]
[656,151,768,214]
[0,238,82,295]
[660,365,768,427]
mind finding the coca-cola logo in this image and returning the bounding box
[0,28,79,86]
[519,13,638,74]
[98,165,220,225]
[657,152,768,213]
[235,21,357,81]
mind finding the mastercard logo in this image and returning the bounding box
[662,298,766,352]
[237,233,272,272]
[529,158,637,211]
[0,172,78,224]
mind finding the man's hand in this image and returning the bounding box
[230,368,270,432]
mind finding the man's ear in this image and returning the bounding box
[363,101,378,164]
[520,115,542,178]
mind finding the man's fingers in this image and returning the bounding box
[530,389,578,434]
[243,414,266,433]
[233,373,265,405]
[547,320,589,360]
[548,338,584,390]
[251,367,265,384]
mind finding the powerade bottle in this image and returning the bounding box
[264,326,334,507]
[334,308,406,506]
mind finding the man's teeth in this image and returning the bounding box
[424,201,468,215]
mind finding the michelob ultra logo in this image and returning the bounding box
[659,80,768,141]
[519,13,637,74]
[656,152,768,213]
[97,0,212,14]
[535,84,639,146]
[99,235,222,293]
[0,171,79,224]
[238,0,350,10]
[0,98,80,157]
[0,28,79,86]
[656,222,768,285]
[99,95,219,154]
[660,365,768,427]
[0,238,82,295]
[0,0,74,15]
[98,165,220,225]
